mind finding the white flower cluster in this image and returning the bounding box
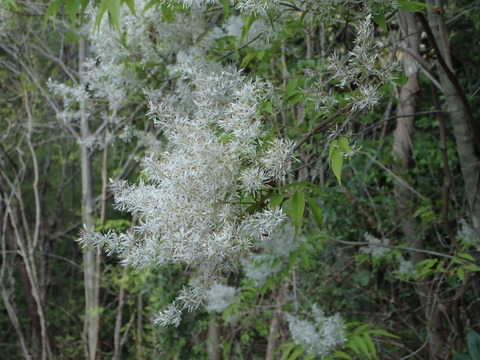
[163,0,279,15]
[286,304,347,357]
[457,219,479,247]
[235,0,280,15]
[306,14,397,114]
[360,232,391,259]
[328,15,397,112]
[298,0,398,20]
[242,224,304,286]
[80,60,294,325]
[205,283,238,313]
[395,254,416,276]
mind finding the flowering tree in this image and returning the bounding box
[71,0,404,357]
[1,0,479,358]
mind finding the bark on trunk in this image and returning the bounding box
[79,36,100,360]
[393,11,446,359]
[424,0,480,236]
[207,313,220,360]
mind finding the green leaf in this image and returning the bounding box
[457,267,465,283]
[44,0,64,28]
[3,0,19,10]
[453,354,472,360]
[94,0,109,32]
[338,136,350,154]
[368,329,400,339]
[66,0,79,26]
[222,0,230,21]
[262,101,274,115]
[269,193,284,208]
[255,50,265,61]
[373,13,387,32]
[291,191,305,235]
[279,343,295,360]
[467,329,480,360]
[142,0,157,15]
[355,334,370,357]
[285,78,299,100]
[288,348,304,360]
[333,350,353,359]
[80,0,89,13]
[417,258,439,269]
[108,0,122,31]
[363,333,378,359]
[241,13,257,42]
[346,335,361,355]
[397,0,427,13]
[306,196,323,229]
[241,51,257,67]
[329,140,344,185]
[458,253,475,262]
[124,0,136,15]
[463,264,480,272]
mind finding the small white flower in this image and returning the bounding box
[396,255,416,276]
[457,219,479,247]
[261,138,296,181]
[239,167,268,194]
[205,283,238,313]
[360,232,391,259]
[286,305,347,357]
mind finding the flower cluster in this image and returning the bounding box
[305,14,398,114]
[360,232,391,259]
[395,254,416,276]
[205,283,238,313]
[286,305,347,357]
[80,60,294,325]
[242,224,305,286]
[457,219,479,248]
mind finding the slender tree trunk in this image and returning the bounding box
[113,268,126,360]
[0,204,32,360]
[79,36,100,360]
[0,282,32,360]
[207,314,220,360]
[424,0,480,236]
[392,11,446,359]
[265,284,287,360]
[136,294,144,359]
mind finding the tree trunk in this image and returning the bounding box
[207,314,220,360]
[424,0,480,236]
[392,11,446,359]
[79,36,100,360]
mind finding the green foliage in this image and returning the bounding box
[344,323,399,360]
[454,329,480,360]
[329,136,350,185]
[397,0,427,13]
[291,190,306,236]
[4,0,480,359]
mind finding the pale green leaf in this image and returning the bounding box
[66,0,79,25]
[306,196,323,229]
[124,0,136,15]
[269,193,284,209]
[330,146,344,185]
[373,13,387,32]
[108,0,122,31]
[363,333,378,359]
[467,329,480,360]
[397,0,427,12]
[291,191,305,235]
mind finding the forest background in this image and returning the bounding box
[1,0,480,359]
